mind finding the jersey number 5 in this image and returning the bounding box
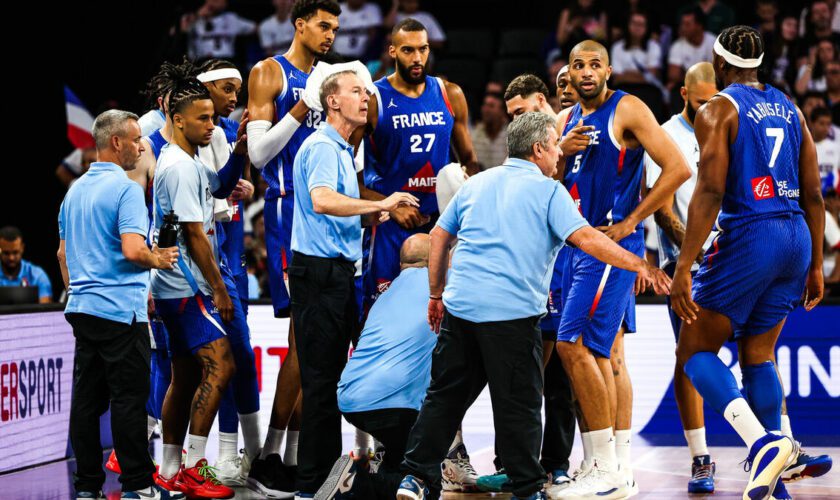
[410,134,436,153]
[571,154,583,173]
[766,128,784,168]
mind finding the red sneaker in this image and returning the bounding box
[155,468,186,493]
[105,450,121,474]
[178,459,235,499]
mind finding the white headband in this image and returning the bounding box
[197,68,242,83]
[713,35,763,68]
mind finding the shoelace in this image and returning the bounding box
[740,458,752,473]
[197,463,224,485]
[693,464,714,480]
[454,456,477,477]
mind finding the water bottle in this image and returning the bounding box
[158,210,179,248]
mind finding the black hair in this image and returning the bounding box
[716,25,765,70]
[392,17,427,38]
[810,106,832,121]
[0,226,22,241]
[143,57,198,109]
[291,0,341,26]
[504,74,549,101]
[802,90,828,103]
[166,59,212,119]
[622,11,652,49]
[682,6,707,28]
[199,58,238,73]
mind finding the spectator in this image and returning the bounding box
[182,0,256,61]
[799,0,840,41]
[386,0,446,49]
[55,147,97,188]
[762,14,801,93]
[811,106,840,195]
[795,38,837,95]
[607,0,657,42]
[667,7,715,89]
[485,81,504,95]
[610,11,662,86]
[800,0,840,49]
[676,0,734,35]
[825,59,840,105]
[0,226,53,303]
[556,0,608,54]
[334,0,383,60]
[755,0,778,36]
[259,0,295,56]
[470,93,509,171]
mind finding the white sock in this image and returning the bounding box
[284,431,299,466]
[239,412,262,458]
[218,432,239,461]
[186,434,208,468]
[586,427,617,470]
[449,429,464,452]
[261,427,285,459]
[780,415,793,440]
[147,415,157,440]
[723,398,766,449]
[684,427,709,459]
[582,430,593,464]
[615,429,632,473]
[160,444,182,479]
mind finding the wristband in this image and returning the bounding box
[429,295,443,300]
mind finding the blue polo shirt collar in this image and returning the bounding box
[320,122,353,152]
[88,162,126,175]
[503,157,541,173]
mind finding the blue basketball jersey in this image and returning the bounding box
[217,117,247,276]
[714,84,804,231]
[366,75,454,215]
[144,128,169,244]
[262,55,322,200]
[146,129,168,159]
[562,90,645,228]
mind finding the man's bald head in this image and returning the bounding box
[569,40,610,66]
[400,233,430,269]
[684,62,715,90]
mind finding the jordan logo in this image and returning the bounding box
[388,98,397,109]
[732,412,740,420]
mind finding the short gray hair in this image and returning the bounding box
[319,70,358,114]
[92,109,140,150]
[506,111,556,159]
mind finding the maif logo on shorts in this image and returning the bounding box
[751,176,775,200]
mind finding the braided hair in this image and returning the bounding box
[716,25,764,69]
[142,57,198,109]
[166,60,211,120]
[198,58,238,73]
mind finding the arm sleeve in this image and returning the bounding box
[435,188,462,234]
[118,184,150,236]
[32,267,53,300]
[548,183,589,242]
[306,143,341,192]
[161,162,205,223]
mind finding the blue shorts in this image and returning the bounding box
[155,293,227,357]
[692,215,810,339]
[149,312,170,356]
[233,271,249,316]
[362,217,435,310]
[223,270,250,347]
[264,195,294,318]
[557,231,644,358]
[540,247,570,333]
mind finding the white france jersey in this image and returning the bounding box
[815,136,840,193]
[644,113,716,270]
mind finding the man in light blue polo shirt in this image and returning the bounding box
[0,227,53,302]
[287,68,418,496]
[396,112,671,500]
[58,109,178,500]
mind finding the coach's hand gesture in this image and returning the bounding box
[377,192,419,213]
[391,205,430,229]
[560,119,595,157]
[152,244,179,270]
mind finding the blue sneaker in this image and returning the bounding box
[512,491,547,500]
[397,474,428,500]
[76,492,105,500]
[122,485,183,499]
[476,470,511,492]
[743,434,797,500]
[549,469,571,487]
[688,455,715,493]
[315,454,359,500]
[771,481,792,499]
[781,446,833,483]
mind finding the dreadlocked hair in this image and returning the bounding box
[143,57,199,108]
[717,25,764,67]
[167,60,211,120]
[198,58,238,73]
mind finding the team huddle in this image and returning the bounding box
[58,1,833,500]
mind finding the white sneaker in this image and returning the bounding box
[215,453,245,486]
[440,443,479,492]
[622,465,639,498]
[547,459,627,499]
[239,448,257,484]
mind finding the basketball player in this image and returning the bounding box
[150,73,247,499]
[549,40,691,499]
[645,61,720,494]
[672,26,826,500]
[350,17,480,492]
[245,0,341,496]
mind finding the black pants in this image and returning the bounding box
[344,409,441,500]
[401,311,546,498]
[541,344,576,473]
[289,252,358,493]
[66,313,155,492]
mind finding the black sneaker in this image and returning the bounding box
[247,453,296,498]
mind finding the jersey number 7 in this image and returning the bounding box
[766,127,784,168]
